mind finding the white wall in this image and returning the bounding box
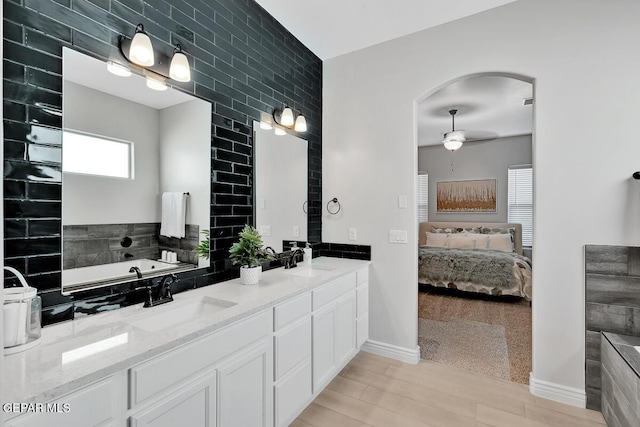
[254,124,308,252]
[418,134,532,222]
[159,99,212,267]
[323,0,640,404]
[63,82,160,224]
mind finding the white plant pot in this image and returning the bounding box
[240,265,261,285]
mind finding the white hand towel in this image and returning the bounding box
[160,192,187,238]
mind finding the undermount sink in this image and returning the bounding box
[126,296,237,332]
[285,265,334,278]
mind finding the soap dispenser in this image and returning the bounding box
[303,242,312,263]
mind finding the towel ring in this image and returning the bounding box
[327,198,341,215]
[303,201,308,214]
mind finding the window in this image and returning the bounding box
[508,165,532,247]
[62,131,133,179]
[417,172,428,222]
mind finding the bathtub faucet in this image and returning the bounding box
[129,266,142,279]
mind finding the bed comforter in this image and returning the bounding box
[418,246,532,300]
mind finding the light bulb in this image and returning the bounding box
[129,24,154,66]
[280,107,294,126]
[274,128,286,136]
[146,76,167,91]
[106,61,131,77]
[294,114,307,132]
[169,49,191,82]
[443,139,463,151]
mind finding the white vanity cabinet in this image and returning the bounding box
[4,260,370,427]
[127,310,273,427]
[5,373,127,427]
[273,266,370,426]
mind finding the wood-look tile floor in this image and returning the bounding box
[291,351,605,427]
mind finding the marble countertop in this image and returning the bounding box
[602,332,640,378]
[3,257,370,404]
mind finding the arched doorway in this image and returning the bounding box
[414,72,535,384]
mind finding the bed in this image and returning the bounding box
[418,221,532,300]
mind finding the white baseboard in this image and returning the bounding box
[360,340,420,364]
[529,373,586,408]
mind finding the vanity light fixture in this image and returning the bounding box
[272,104,308,133]
[119,24,192,87]
[442,109,466,151]
[129,24,154,66]
[280,106,294,126]
[106,61,132,77]
[294,114,307,132]
[146,76,168,91]
[169,44,191,82]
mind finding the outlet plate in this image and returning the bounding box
[293,226,300,237]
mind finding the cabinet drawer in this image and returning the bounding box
[130,310,271,407]
[356,283,369,317]
[356,268,369,286]
[274,293,311,331]
[274,317,311,380]
[7,377,118,427]
[274,359,312,427]
[312,273,356,310]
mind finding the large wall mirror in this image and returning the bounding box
[253,121,307,252]
[61,48,211,293]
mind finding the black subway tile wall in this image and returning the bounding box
[3,0,322,323]
[584,245,640,410]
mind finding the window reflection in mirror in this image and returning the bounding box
[253,121,308,252]
[61,47,211,293]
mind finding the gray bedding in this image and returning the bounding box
[418,247,532,299]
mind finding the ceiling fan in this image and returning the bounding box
[442,109,466,151]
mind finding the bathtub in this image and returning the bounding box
[63,259,183,291]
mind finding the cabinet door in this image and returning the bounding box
[130,373,216,427]
[312,303,336,392]
[335,291,357,367]
[7,376,123,427]
[217,341,273,427]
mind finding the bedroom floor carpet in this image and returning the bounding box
[418,287,532,384]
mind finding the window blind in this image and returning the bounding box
[417,173,428,222]
[508,165,532,247]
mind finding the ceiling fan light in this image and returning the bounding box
[129,24,154,66]
[443,139,463,151]
[169,46,191,82]
[294,114,307,132]
[281,107,294,127]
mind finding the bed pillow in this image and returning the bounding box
[463,232,490,249]
[487,233,515,252]
[432,226,482,234]
[446,233,476,249]
[425,232,448,247]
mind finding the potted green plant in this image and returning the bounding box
[194,229,210,260]
[228,225,275,285]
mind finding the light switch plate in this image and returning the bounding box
[388,230,408,244]
[293,226,300,237]
[398,195,408,209]
[349,228,357,241]
[259,198,266,209]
